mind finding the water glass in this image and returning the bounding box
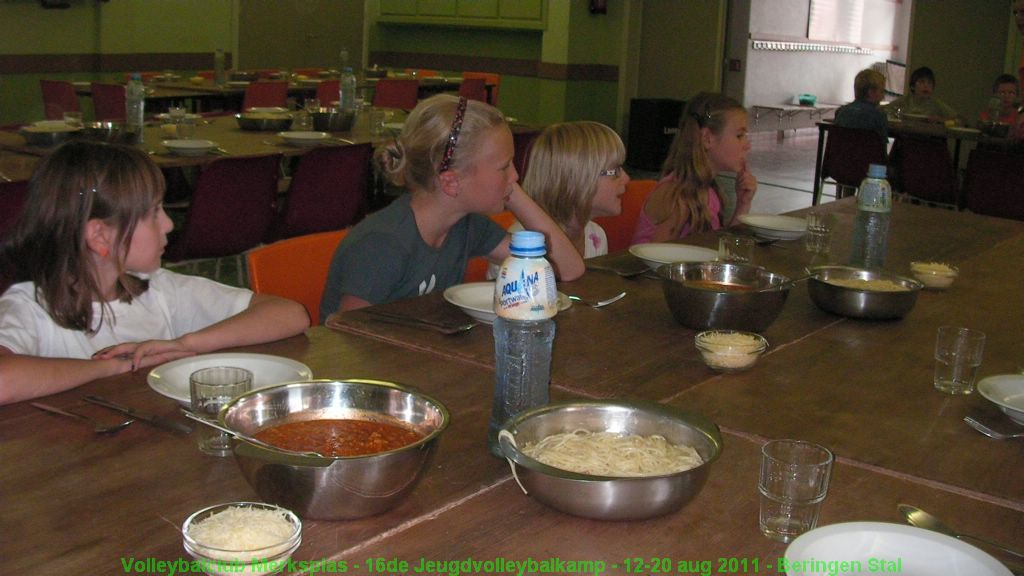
[718,233,754,264]
[934,326,986,394]
[190,366,252,456]
[759,439,833,543]
[304,98,320,114]
[168,105,187,123]
[174,117,196,139]
[804,209,834,254]
[62,111,83,128]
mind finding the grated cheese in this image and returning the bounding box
[699,331,762,350]
[189,506,295,553]
[911,262,955,274]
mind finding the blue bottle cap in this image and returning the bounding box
[867,164,887,179]
[509,230,546,257]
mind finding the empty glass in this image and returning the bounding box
[190,366,252,456]
[804,209,834,254]
[934,326,986,394]
[718,233,754,264]
[759,439,833,543]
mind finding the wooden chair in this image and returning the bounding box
[163,154,282,284]
[962,148,1024,220]
[815,124,887,205]
[463,211,517,283]
[512,129,540,184]
[242,81,288,111]
[888,134,959,209]
[593,179,658,252]
[457,78,488,103]
[462,72,500,106]
[90,83,127,121]
[315,80,340,106]
[267,143,373,241]
[40,80,81,120]
[247,228,349,326]
[372,79,419,110]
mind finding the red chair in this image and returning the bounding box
[463,211,517,282]
[90,83,127,121]
[457,78,488,103]
[888,134,959,209]
[593,179,658,252]
[315,80,340,106]
[512,129,540,184]
[163,154,282,284]
[247,228,350,327]
[462,72,500,106]
[40,80,81,120]
[372,79,419,110]
[814,124,888,205]
[267,144,373,241]
[0,180,29,242]
[242,81,288,111]
[963,148,1024,220]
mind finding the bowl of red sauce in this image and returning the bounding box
[220,379,449,520]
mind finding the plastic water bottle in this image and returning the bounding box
[125,73,146,144]
[489,231,557,456]
[340,67,357,111]
[850,163,892,269]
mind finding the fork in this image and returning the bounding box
[568,291,626,308]
[963,416,1024,439]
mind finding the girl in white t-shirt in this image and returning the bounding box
[0,141,309,405]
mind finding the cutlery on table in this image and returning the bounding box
[180,409,327,458]
[568,291,627,308]
[585,262,650,278]
[963,416,1024,440]
[899,504,1024,559]
[359,309,477,335]
[31,402,134,434]
[84,395,193,435]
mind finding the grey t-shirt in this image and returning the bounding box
[319,194,507,322]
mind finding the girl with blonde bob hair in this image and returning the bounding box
[320,94,583,320]
[0,141,309,405]
[632,92,757,244]
[519,121,629,258]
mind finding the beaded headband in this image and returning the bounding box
[438,97,468,173]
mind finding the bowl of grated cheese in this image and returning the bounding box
[909,261,958,290]
[182,502,301,576]
[695,330,768,372]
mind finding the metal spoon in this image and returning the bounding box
[180,409,328,458]
[568,291,627,308]
[963,416,1024,440]
[31,402,134,435]
[899,504,1024,558]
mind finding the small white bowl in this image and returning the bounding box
[163,139,217,157]
[443,281,571,324]
[909,261,958,290]
[694,330,768,372]
[977,374,1024,425]
[278,131,329,147]
[182,502,301,576]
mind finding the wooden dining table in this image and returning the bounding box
[3,199,1023,574]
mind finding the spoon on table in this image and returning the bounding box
[964,416,1024,440]
[568,291,627,308]
[180,409,328,458]
[31,402,134,435]
[899,504,1024,558]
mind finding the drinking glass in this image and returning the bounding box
[190,366,252,456]
[718,233,754,264]
[175,117,196,139]
[804,209,834,254]
[934,326,986,394]
[63,111,83,128]
[759,439,833,543]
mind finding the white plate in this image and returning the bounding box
[628,243,718,270]
[148,353,313,405]
[248,107,290,114]
[156,112,201,121]
[278,131,329,147]
[382,122,405,132]
[738,214,808,241]
[443,281,571,325]
[162,139,217,157]
[227,80,250,87]
[785,522,1011,576]
[25,121,79,133]
[977,374,1024,425]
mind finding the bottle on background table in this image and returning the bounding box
[125,73,145,144]
[214,48,226,86]
[850,163,891,269]
[489,231,557,457]
[340,67,357,112]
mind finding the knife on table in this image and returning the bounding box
[84,395,193,435]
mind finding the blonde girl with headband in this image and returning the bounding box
[0,140,309,405]
[631,92,757,244]
[320,94,583,320]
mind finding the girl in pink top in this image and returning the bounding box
[632,92,757,244]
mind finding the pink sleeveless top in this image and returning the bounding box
[630,174,722,245]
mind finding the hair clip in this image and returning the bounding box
[439,97,468,173]
[79,187,97,197]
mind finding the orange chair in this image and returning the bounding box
[247,228,350,326]
[457,78,488,103]
[593,179,658,252]
[463,211,517,282]
[242,81,288,111]
[40,80,81,120]
[315,80,340,106]
[90,83,127,121]
[372,79,419,110]
[462,72,500,106]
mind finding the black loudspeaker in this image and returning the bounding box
[626,98,685,172]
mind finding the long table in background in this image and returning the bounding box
[3,199,1023,573]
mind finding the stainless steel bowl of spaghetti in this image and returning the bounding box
[497,400,722,520]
